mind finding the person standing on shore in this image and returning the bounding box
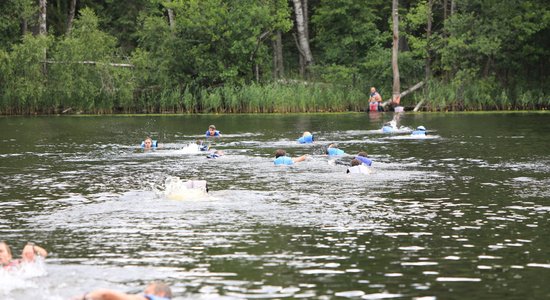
[368,87,383,112]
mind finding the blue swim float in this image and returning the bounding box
[140,140,158,148]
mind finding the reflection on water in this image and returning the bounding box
[0,113,549,299]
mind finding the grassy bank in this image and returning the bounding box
[1,80,548,115]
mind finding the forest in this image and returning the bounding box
[0,0,548,114]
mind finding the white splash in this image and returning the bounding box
[158,176,208,200]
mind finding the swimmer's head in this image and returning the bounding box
[275,149,286,158]
[417,126,426,131]
[351,159,361,166]
[325,144,337,154]
[303,131,312,137]
[357,151,368,157]
[207,125,218,136]
[0,241,13,264]
[144,281,172,299]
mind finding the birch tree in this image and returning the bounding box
[292,0,313,77]
[39,0,47,35]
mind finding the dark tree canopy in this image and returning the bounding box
[0,0,548,114]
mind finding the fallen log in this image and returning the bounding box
[44,60,134,68]
[413,99,425,112]
[381,81,425,107]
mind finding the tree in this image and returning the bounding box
[391,0,400,104]
[312,0,380,65]
[66,0,76,34]
[39,0,47,35]
[272,30,284,79]
[292,0,313,78]
[49,8,133,112]
[0,0,36,48]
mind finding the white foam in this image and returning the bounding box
[361,292,403,299]
[158,176,209,200]
[180,143,204,154]
[401,262,438,266]
[0,259,47,294]
[335,290,365,297]
[527,263,550,269]
[436,277,481,282]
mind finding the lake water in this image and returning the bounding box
[1,112,549,299]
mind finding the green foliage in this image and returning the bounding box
[402,0,429,60]
[312,0,381,65]
[0,0,549,114]
[0,34,51,114]
[47,8,134,113]
[0,0,36,49]
[141,0,292,87]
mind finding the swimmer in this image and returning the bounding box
[141,137,158,149]
[196,140,210,151]
[206,150,224,159]
[411,126,427,136]
[162,176,208,200]
[346,158,371,175]
[205,125,221,138]
[76,281,172,300]
[0,241,48,270]
[326,144,345,156]
[355,151,373,166]
[382,119,399,133]
[297,131,314,144]
[274,149,307,165]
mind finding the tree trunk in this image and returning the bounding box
[272,36,278,79]
[39,0,48,75]
[162,0,175,30]
[443,0,448,20]
[291,0,313,78]
[21,19,28,35]
[302,0,309,41]
[298,50,305,77]
[273,31,284,79]
[451,0,456,15]
[391,0,400,104]
[167,9,175,30]
[425,0,432,80]
[39,0,47,35]
[67,0,76,34]
[382,81,424,108]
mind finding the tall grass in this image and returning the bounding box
[413,78,548,112]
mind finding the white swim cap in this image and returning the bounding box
[417,126,426,131]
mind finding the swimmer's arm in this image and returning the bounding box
[21,243,48,262]
[292,155,308,163]
[33,244,48,257]
[82,289,147,300]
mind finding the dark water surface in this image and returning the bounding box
[1,112,549,299]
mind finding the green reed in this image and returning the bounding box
[412,79,548,112]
